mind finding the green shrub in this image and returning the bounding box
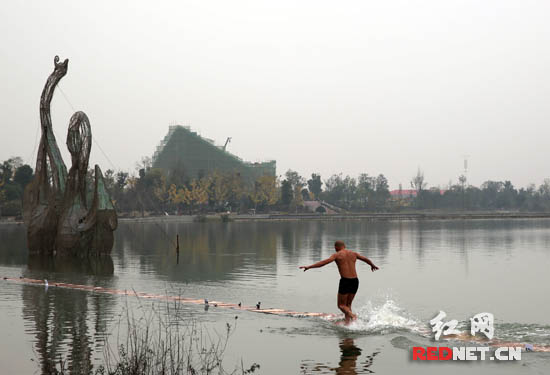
[1,199,21,217]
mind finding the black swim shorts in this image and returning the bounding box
[338,277,359,295]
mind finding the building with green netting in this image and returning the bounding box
[152,125,276,182]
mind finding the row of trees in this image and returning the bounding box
[4,155,550,216]
[103,168,280,215]
[411,178,550,211]
[0,157,33,216]
[406,168,550,211]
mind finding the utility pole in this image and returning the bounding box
[460,155,470,211]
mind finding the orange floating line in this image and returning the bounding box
[4,276,550,353]
[1,276,334,319]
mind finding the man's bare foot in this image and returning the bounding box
[344,318,355,326]
[343,312,357,325]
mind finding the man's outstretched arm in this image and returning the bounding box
[356,253,379,272]
[299,254,336,271]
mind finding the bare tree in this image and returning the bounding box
[410,168,427,194]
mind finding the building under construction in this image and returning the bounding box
[152,125,276,182]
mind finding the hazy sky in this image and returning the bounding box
[2,1,549,189]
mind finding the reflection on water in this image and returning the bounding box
[114,222,279,282]
[0,219,550,374]
[338,338,363,374]
[21,279,116,374]
[21,256,116,374]
[279,221,391,265]
[0,223,27,265]
[27,255,114,276]
[300,337,379,374]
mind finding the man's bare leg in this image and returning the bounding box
[337,293,355,324]
[346,293,357,321]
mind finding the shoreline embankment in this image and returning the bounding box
[3,211,550,226]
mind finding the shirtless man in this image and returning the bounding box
[299,241,379,324]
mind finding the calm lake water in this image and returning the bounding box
[0,219,549,374]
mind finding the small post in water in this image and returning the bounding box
[176,234,180,264]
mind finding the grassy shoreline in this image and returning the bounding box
[3,211,550,226]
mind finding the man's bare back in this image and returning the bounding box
[333,248,360,278]
[299,241,379,324]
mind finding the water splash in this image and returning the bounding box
[324,298,425,335]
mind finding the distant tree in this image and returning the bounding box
[374,174,390,210]
[539,179,550,197]
[196,177,211,207]
[153,173,170,211]
[458,174,467,210]
[301,188,310,201]
[357,173,375,209]
[9,156,23,170]
[290,184,305,212]
[536,179,550,211]
[135,168,168,212]
[0,181,5,217]
[1,156,23,183]
[481,181,504,209]
[103,169,115,192]
[518,184,539,211]
[0,158,26,215]
[1,181,22,201]
[250,181,265,211]
[322,174,356,210]
[180,178,210,212]
[116,171,129,191]
[410,168,427,209]
[210,171,230,210]
[323,174,345,207]
[250,175,279,212]
[421,187,444,209]
[280,179,293,206]
[226,173,245,211]
[285,169,305,189]
[284,170,306,211]
[410,168,427,193]
[1,161,13,183]
[138,168,146,180]
[498,180,518,209]
[410,168,427,208]
[307,173,322,199]
[109,171,129,209]
[168,183,190,213]
[168,162,187,187]
[13,165,33,190]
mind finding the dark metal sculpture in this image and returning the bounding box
[23,56,117,256]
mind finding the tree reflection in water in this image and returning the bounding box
[21,256,115,374]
